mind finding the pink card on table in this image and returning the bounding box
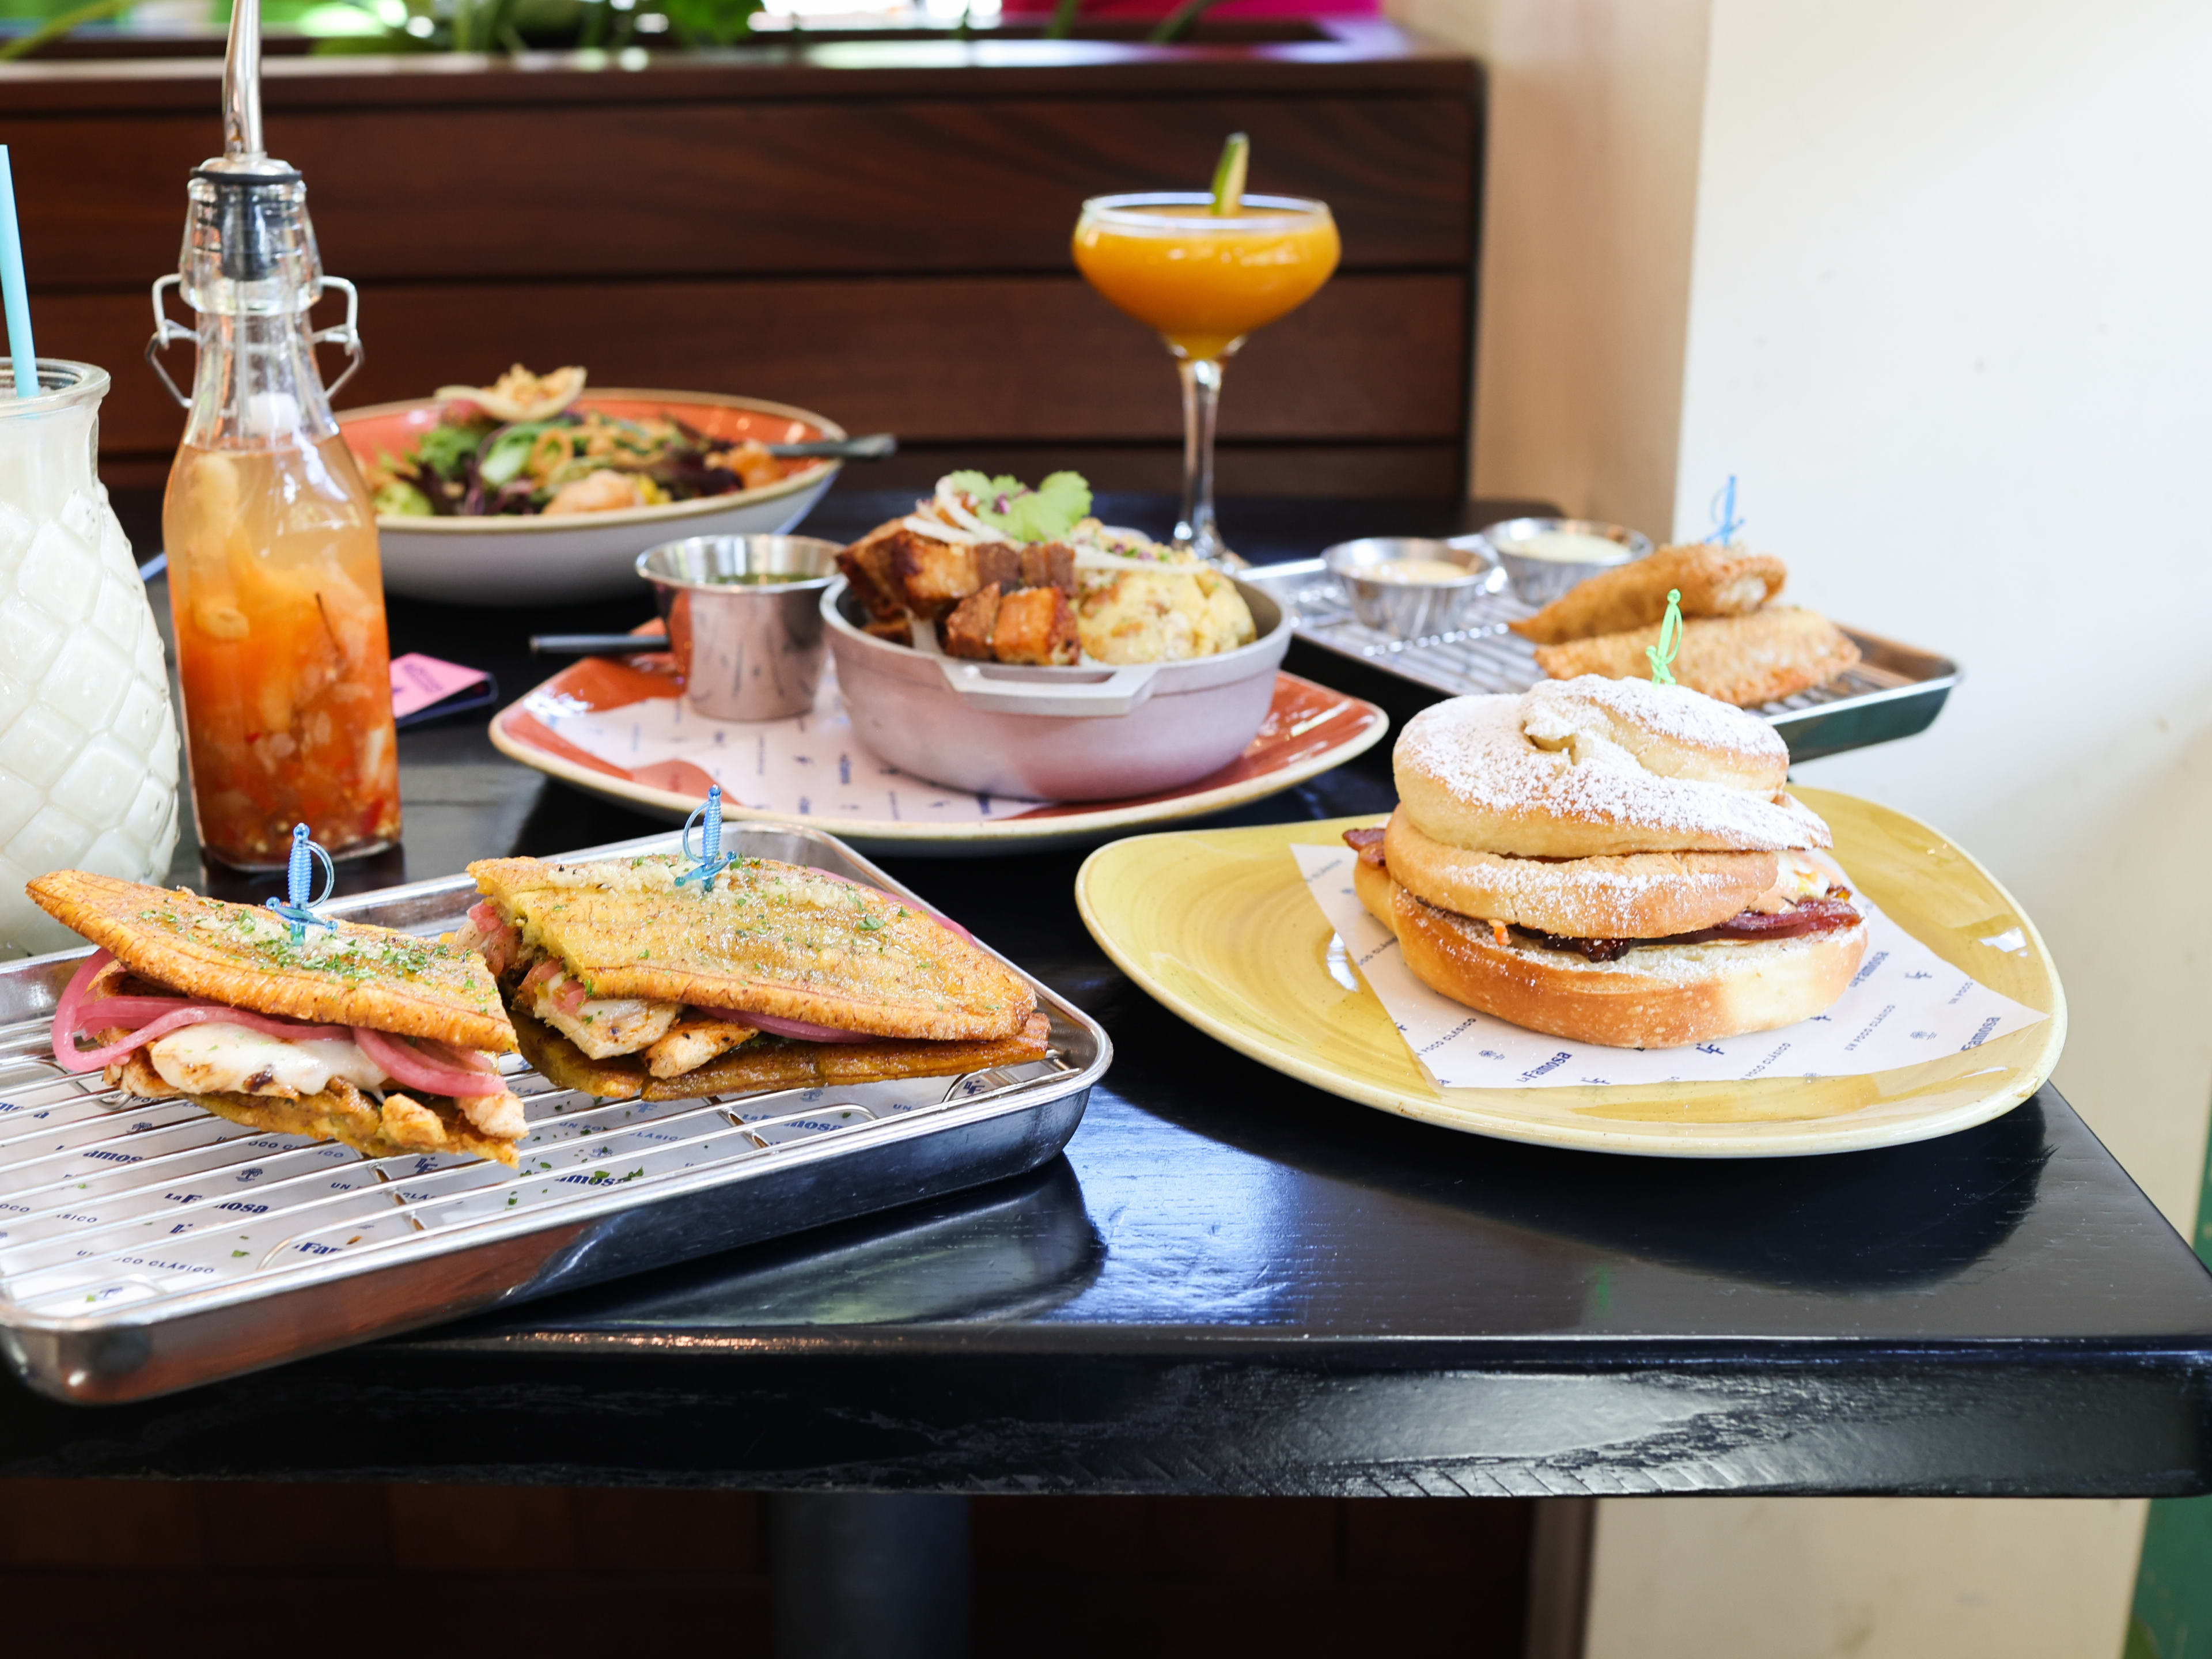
[390,652,492,721]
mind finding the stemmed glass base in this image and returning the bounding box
[1172,349,1243,569]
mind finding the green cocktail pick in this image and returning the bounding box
[1210,132,1249,215]
[1647,589,1683,685]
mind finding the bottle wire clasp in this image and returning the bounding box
[676,785,734,892]
[266,823,337,944]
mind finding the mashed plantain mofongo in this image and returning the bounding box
[1075,563,1256,664]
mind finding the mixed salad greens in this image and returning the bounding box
[364,367,805,520]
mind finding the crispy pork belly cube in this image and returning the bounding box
[862,616,914,647]
[993,585,1080,665]
[836,529,907,622]
[974,543,1025,593]
[892,531,979,620]
[943,584,1003,659]
[1021,541,1078,596]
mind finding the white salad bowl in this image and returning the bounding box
[337,388,845,607]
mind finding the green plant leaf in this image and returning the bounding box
[657,0,759,46]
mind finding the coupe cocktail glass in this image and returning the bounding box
[1073,192,1339,565]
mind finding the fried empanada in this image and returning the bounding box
[1509,543,1789,645]
[1531,608,1861,708]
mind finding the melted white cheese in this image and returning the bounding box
[532,983,681,1059]
[148,1024,388,1099]
[1777,853,1834,902]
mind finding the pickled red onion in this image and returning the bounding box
[703,1009,873,1044]
[51,949,115,1067]
[76,995,195,1025]
[351,1027,507,1097]
[55,1006,355,1073]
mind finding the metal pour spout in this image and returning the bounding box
[222,0,264,161]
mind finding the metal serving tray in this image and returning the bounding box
[0,827,1109,1405]
[1243,558,1960,762]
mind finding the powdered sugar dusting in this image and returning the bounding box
[1397,693,1827,851]
[1527,675,1786,767]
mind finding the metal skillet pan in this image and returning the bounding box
[0,825,1109,1405]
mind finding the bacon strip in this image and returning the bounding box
[1336,827,1858,961]
[1521,895,1862,962]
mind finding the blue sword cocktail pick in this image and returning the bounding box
[676,785,734,892]
[1702,474,1744,546]
[266,823,338,944]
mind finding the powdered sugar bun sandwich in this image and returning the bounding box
[1344,676,1866,1049]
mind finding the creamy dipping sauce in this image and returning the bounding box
[1506,530,1630,564]
[1365,558,1472,585]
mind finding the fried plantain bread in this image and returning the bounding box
[513,1009,1052,1102]
[105,1047,518,1165]
[468,854,1035,1041]
[29,872,516,1052]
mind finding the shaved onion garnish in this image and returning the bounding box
[933,478,1011,542]
[351,1027,507,1097]
[900,515,984,545]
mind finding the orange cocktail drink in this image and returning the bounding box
[1073,192,1339,563]
[1073,198,1340,361]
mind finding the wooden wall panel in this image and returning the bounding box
[8,32,1479,495]
[16,97,1473,287]
[47,272,1469,458]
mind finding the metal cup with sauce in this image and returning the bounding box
[636,535,842,721]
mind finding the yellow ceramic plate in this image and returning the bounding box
[1074,789,2066,1157]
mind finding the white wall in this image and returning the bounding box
[1387,1,2212,1654]
[1675,0,2212,1237]
[1391,0,1710,536]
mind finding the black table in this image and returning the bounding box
[18,489,2212,1504]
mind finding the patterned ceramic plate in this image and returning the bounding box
[490,650,1389,855]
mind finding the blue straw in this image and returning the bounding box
[0,147,35,400]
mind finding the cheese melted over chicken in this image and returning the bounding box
[139,1022,521,1141]
[149,1024,389,1099]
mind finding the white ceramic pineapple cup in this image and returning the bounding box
[0,359,181,957]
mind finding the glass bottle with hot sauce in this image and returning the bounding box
[153,24,399,870]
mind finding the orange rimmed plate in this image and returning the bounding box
[490,650,1388,856]
[338,388,844,607]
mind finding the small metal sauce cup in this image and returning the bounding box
[1322,536,1506,639]
[1475,517,1654,605]
[637,535,842,721]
